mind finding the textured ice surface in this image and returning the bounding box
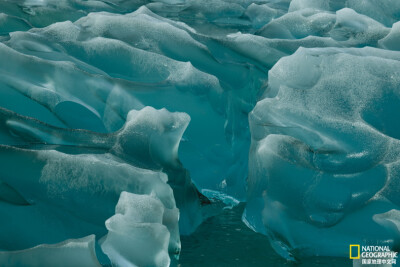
[0,107,187,265]
[0,235,101,267]
[0,0,399,265]
[289,0,400,26]
[101,192,177,267]
[0,5,269,200]
[245,47,400,259]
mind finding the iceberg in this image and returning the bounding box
[245,46,400,259]
[0,0,399,265]
[0,6,264,200]
[0,106,191,265]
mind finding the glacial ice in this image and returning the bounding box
[0,6,263,200]
[0,0,399,265]
[101,192,177,267]
[288,0,400,27]
[0,106,189,265]
[0,235,101,267]
[245,46,400,259]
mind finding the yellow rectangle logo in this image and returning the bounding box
[350,245,360,259]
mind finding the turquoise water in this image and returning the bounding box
[175,204,352,266]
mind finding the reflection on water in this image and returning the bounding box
[174,204,352,267]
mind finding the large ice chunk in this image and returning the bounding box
[0,6,267,200]
[101,192,178,267]
[245,47,400,260]
[0,107,194,262]
[257,8,389,48]
[0,106,203,235]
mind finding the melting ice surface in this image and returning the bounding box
[0,0,399,266]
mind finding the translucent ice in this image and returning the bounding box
[0,106,191,266]
[289,0,400,27]
[0,6,267,200]
[0,235,101,267]
[101,192,178,267]
[245,47,400,259]
[0,0,399,265]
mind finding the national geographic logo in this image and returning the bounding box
[350,245,398,265]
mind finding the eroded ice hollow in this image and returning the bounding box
[0,0,400,265]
